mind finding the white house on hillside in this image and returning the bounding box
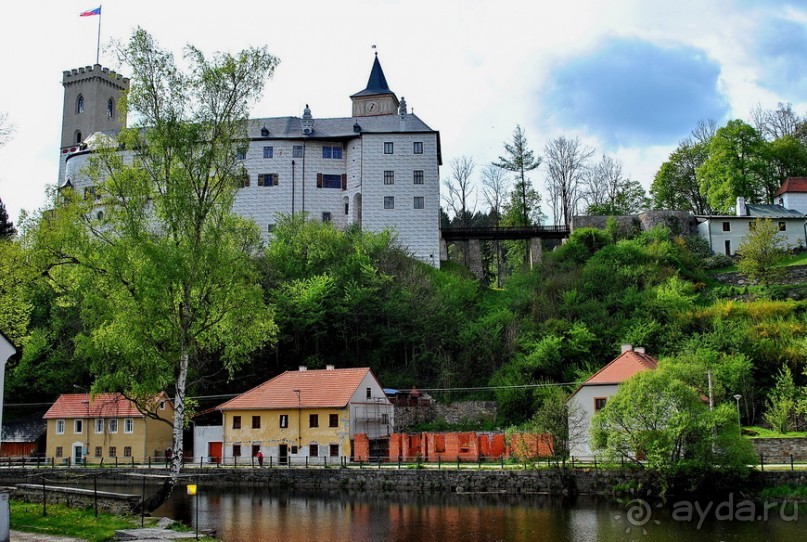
[696,197,806,256]
[567,345,657,459]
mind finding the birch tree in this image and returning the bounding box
[28,28,279,509]
[544,136,594,227]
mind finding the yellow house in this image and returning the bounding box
[217,366,393,464]
[43,392,174,464]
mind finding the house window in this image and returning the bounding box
[95,419,104,433]
[108,446,117,458]
[321,174,342,189]
[293,145,303,158]
[309,414,319,428]
[108,419,118,433]
[594,398,607,412]
[236,149,246,160]
[76,94,85,114]
[107,98,114,118]
[252,415,261,429]
[123,446,132,458]
[329,414,338,428]
[237,171,251,188]
[779,222,787,232]
[56,420,65,434]
[74,420,83,434]
[309,444,319,457]
[124,418,134,433]
[384,196,394,209]
[749,221,756,231]
[724,240,731,256]
[322,212,332,222]
[722,222,730,232]
[366,387,372,399]
[330,444,339,457]
[322,145,342,159]
[159,401,166,410]
[414,196,425,209]
[258,173,278,186]
[263,146,274,159]
[279,415,288,428]
[414,170,424,184]
[381,413,389,425]
[384,142,394,154]
[413,142,423,154]
[384,171,395,185]
[233,444,242,457]
[232,416,242,429]
[291,446,298,454]
[56,446,63,458]
[94,446,102,458]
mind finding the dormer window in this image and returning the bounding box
[76,94,85,114]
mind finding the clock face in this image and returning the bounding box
[366,101,378,113]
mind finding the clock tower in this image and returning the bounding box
[351,54,399,117]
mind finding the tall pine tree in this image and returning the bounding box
[0,197,16,239]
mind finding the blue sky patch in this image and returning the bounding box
[541,37,729,148]
[753,18,807,99]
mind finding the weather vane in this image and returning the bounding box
[372,44,377,56]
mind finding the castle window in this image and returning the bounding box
[322,212,332,222]
[107,98,114,118]
[258,173,278,186]
[321,174,342,189]
[263,146,274,158]
[384,142,394,154]
[76,94,85,114]
[75,131,82,144]
[414,196,424,209]
[321,145,342,159]
[236,149,246,160]
[384,171,394,185]
[293,145,303,158]
[322,146,331,159]
[414,170,424,185]
[384,196,394,209]
[413,142,423,154]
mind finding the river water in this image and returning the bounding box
[149,485,802,542]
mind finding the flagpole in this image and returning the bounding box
[96,5,102,65]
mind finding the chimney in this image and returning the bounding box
[736,196,747,216]
[326,365,335,371]
[621,344,633,354]
[298,365,307,372]
[634,346,646,354]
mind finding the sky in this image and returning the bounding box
[1,0,806,224]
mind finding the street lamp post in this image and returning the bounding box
[733,394,743,435]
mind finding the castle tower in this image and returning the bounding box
[60,64,129,150]
[350,54,399,117]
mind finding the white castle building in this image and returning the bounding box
[58,56,442,265]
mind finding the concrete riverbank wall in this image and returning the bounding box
[2,467,805,497]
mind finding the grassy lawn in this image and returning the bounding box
[10,500,217,542]
[744,426,807,438]
[759,484,807,500]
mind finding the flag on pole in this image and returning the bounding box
[80,7,101,17]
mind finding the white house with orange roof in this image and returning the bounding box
[775,176,807,215]
[567,345,658,459]
[214,366,393,465]
[43,392,173,464]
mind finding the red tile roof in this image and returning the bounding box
[43,393,154,419]
[583,350,658,386]
[218,367,379,411]
[775,177,807,197]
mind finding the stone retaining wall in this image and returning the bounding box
[12,483,141,514]
[394,401,498,431]
[750,438,807,462]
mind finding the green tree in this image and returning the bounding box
[764,366,798,434]
[698,120,767,212]
[736,218,789,285]
[0,197,15,239]
[28,28,279,509]
[593,369,755,478]
[494,125,542,226]
[650,139,711,214]
[0,239,31,345]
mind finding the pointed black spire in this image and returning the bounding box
[351,55,395,97]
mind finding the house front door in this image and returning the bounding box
[73,444,84,464]
[208,442,222,464]
[279,444,288,466]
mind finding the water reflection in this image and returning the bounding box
[144,485,803,542]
